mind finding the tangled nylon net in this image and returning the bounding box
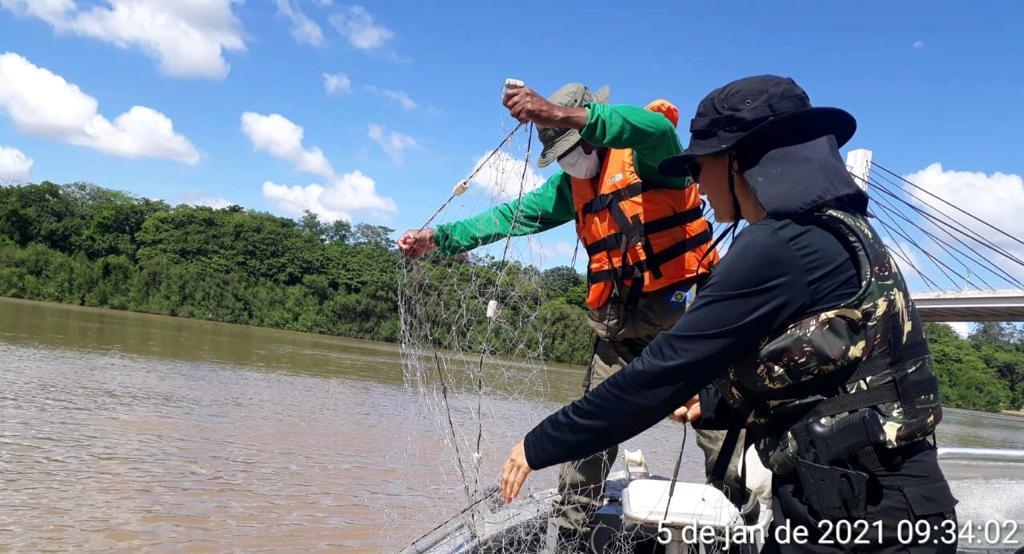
[396,118,563,551]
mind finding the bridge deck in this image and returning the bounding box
[912,291,1024,322]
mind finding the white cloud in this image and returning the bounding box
[365,85,417,110]
[902,163,1024,280]
[913,41,925,50]
[243,111,397,222]
[241,112,333,179]
[0,52,200,164]
[182,192,233,209]
[467,150,544,200]
[275,0,323,47]
[0,146,33,183]
[0,0,74,21]
[323,71,352,95]
[262,171,396,222]
[328,5,394,51]
[0,0,245,79]
[367,124,417,163]
[946,322,973,338]
[312,0,333,6]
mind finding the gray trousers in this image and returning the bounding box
[552,284,741,533]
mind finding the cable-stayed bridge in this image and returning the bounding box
[702,150,1024,323]
[844,149,1024,323]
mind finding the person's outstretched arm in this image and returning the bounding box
[502,223,815,501]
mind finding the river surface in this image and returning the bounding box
[1,298,1022,552]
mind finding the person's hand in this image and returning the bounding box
[668,395,702,423]
[503,87,586,129]
[397,228,436,259]
[500,440,533,503]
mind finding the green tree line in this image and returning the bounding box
[0,182,1021,412]
[0,181,593,362]
[924,321,1024,412]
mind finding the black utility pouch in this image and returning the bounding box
[795,458,869,519]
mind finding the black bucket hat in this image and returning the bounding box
[536,82,610,168]
[659,75,856,178]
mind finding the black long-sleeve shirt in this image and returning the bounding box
[524,217,862,470]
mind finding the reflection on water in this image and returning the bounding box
[1,298,1022,552]
[936,409,1024,450]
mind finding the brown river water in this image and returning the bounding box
[1,298,1022,552]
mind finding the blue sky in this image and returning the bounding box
[1,0,1023,280]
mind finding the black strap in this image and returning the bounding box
[848,339,930,383]
[583,208,705,257]
[632,214,662,281]
[889,325,921,422]
[588,227,712,285]
[623,265,644,310]
[809,373,939,418]
[747,368,939,442]
[708,426,742,488]
[580,181,675,215]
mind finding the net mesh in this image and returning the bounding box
[397,118,549,494]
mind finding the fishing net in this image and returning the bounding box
[394,118,574,552]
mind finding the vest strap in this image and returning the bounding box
[708,426,743,489]
[580,181,676,216]
[809,373,939,418]
[583,207,705,256]
[848,340,930,383]
[747,372,939,443]
[587,228,712,285]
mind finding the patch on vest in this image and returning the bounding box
[669,289,689,305]
[609,173,624,184]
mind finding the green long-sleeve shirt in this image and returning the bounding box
[435,102,690,256]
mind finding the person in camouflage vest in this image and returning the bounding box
[500,75,958,553]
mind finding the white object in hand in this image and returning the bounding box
[452,179,469,196]
[503,78,525,93]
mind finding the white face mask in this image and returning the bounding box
[558,145,600,179]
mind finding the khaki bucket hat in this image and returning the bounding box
[536,82,610,168]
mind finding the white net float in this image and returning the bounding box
[451,179,469,196]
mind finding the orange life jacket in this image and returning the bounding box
[571,99,718,310]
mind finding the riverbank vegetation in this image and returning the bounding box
[1,182,1021,412]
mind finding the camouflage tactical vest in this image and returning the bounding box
[710,209,942,472]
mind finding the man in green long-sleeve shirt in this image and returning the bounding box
[398,82,720,545]
[399,89,689,257]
